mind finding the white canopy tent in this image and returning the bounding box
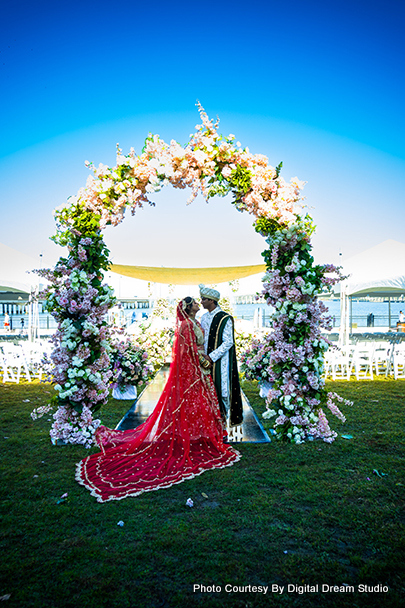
[0,242,39,294]
[337,240,405,344]
[0,243,42,340]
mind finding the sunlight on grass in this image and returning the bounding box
[0,378,404,607]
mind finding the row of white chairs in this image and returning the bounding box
[324,340,405,380]
[0,341,52,384]
[3,339,404,385]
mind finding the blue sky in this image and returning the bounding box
[1,0,404,271]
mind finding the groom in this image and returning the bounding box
[199,284,243,427]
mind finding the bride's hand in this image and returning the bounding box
[204,355,213,369]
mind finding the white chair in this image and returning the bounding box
[324,346,351,380]
[372,341,392,376]
[0,350,15,382]
[349,342,374,380]
[391,343,405,379]
[0,343,31,383]
[19,341,50,380]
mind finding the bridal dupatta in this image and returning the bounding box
[75,302,240,502]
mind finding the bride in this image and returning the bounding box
[76,297,241,502]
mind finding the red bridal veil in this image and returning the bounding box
[76,301,240,502]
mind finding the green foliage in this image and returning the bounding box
[52,204,101,246]
[254,213,315,244]
[82,235,111,275]
[228,165,252,199]
[206,163,252,204]
[51,204,111,278]
[301,213,316,238]
[142,133,155,154]
[254,216,283,237]
[259,216,316,273]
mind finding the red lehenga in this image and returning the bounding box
[75,302,241,502]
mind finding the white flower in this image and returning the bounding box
[262,409,277,419]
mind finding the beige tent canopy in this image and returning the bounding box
[110,263,267,285]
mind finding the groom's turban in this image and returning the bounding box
[199,284,220,302]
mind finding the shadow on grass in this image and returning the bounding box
[0,378,404,607]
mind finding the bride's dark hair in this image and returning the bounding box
[176,297,195,322]
[182,297,194,316]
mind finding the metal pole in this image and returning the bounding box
[28,293,33,342]
[388,297,391,330]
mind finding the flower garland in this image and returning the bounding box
[40,103,348,446]
[53,103,305,233]
[110,335,154,391]
[132,322,175,372]
[36,209,116,446]
[242,218,352,442]
[240,337,273,383]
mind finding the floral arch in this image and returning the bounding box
[39,104,349,447]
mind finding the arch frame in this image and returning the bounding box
[37,105,349,446]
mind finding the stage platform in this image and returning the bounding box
[116,367,270,443]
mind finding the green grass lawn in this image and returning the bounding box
[0,378,404,608]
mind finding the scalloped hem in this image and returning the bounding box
[75,449,241,503]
